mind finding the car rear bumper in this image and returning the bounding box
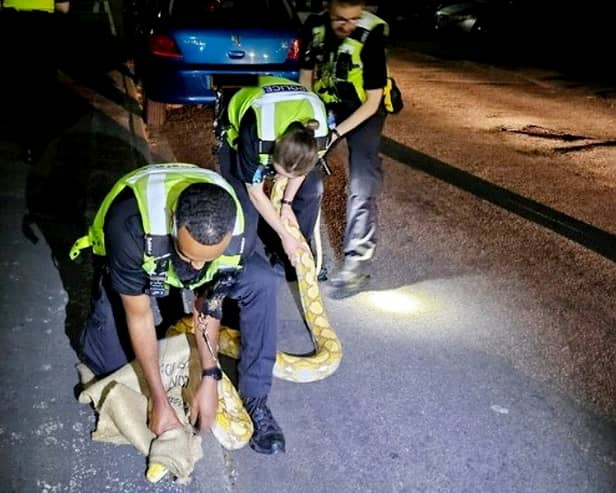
[142,65,300,104]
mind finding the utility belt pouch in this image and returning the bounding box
[383,77,404,114]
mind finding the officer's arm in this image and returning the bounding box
[195,315,220,369]
[246,182,305,264]
[332,88,382,137]
[190,312,220,431]
[55,0,70,13]
[246,182,292,239]
[121,293,181,435]
[299,69,314,90]
[282,175,305,203]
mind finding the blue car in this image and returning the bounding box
[133,0,303,126]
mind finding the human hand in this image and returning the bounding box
[281,233,308,266]
[189,377,219,432]
[149,398,182,436]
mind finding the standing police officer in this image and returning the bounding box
[0,0,69,163]
[299,0,389,296]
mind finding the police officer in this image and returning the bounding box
[70,164,286,455]
[0,0,69,162]
[299,0,389,296]
[218,75,329,276]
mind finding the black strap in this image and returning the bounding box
[349,26,370,44]
[144,234,172,275]
[144,234,172,257]
[225,233,245,257]
[258,139,275,155]
[316,135,328,151]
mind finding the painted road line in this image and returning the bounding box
[381,136,616,263]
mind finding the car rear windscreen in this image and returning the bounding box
[171,0,296,26]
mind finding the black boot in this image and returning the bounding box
[242,396,286,455]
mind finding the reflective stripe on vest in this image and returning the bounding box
[125,163,243,238]
[4,0,55,12]
[226,75,329,165]
[69,163,245,291]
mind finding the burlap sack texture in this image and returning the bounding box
[77,333,204,484]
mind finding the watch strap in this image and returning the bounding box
[201,366,222,380]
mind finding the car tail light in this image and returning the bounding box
[148,34,183,59]
[286,38,300,61]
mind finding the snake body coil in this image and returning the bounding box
[152,177,342,473]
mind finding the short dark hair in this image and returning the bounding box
[273,120,319,177]
[175,182,236,245]
[329,0,365,7]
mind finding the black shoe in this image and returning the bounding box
[242,396,286,455]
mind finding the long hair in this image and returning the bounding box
[272,119,320,177]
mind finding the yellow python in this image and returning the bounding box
[147,177,342,482]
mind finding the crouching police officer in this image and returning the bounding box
[70,163,286,455]
[217,75,330,278]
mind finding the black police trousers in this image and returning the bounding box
[79,252,280,399]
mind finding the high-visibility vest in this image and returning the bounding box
[309,11,389,106]
[4,0,55,13]
[69,163,246,294]
[225,75,329,166]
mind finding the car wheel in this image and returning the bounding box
[145,98,166,127]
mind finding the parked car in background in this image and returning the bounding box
[130,0,302,126]
[376,0,440,39]
[434,0,488,35]
[433,0,525,38]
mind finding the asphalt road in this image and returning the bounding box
[0,2,615,492]
[147,19,616,493]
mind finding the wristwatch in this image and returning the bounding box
[201,366,222,381]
